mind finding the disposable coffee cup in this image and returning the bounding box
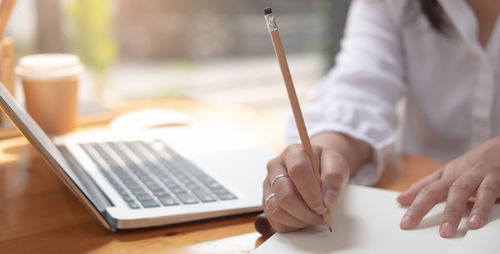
[16,54,83,135]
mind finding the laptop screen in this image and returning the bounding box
[0,83,112,231]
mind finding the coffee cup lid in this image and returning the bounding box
[16,54,84,81]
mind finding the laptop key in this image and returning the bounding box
[210,186,231,194]
[185,182,200,190]
[135,193,154,201]
[129,186,145,193]
[210,187,237,200]
[176,193,199,204]
[100,170,112,178]
[117,188,129,196]
[123,194,135,203]
[144,181,158,188]
[149,186,164,193]
[191,188,217,202]
[140,200,160,208]
[180,178,193,185]
[127,202,140,209]
[158,196,179,206]
[152,189,169,197]
[202,179,221,188]
[217,193,237,200]
[131,191,148,198]
[170,186,187,195]
[164,181,179,189]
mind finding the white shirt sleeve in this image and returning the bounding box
[285,0,407,185]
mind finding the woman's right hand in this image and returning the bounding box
[262,143,351,232]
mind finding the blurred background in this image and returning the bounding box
[7,0,350,123]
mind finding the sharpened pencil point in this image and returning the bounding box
[264,7,272,15]
[329,228,332,232]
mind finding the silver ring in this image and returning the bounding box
[264,193,276,207]
[270,174,288,189]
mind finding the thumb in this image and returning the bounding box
[320,150,350,208]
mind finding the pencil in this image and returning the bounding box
[0,0,17,39]
[264,7,332,232]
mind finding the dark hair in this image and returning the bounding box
[419,0,449,33]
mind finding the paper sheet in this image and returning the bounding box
[253,184,500,254]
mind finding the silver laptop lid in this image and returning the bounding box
[0,83,113,231]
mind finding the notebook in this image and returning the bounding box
[253,184,500,254]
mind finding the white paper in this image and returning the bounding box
[253,184,500,254]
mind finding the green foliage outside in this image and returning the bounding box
[66,0,118,77]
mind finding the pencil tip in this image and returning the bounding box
[329,228,332,232]
[264,7,272,15]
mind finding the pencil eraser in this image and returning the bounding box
[264,7,272,15]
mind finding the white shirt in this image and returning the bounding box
[285,0,500,185]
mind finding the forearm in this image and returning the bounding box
[311,132,373,175]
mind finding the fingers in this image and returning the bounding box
[265,153,324,229]
[284,145,326,214]
[400,179,450,230]
[264,143,352,232]
[467,176,500,229]
[439,175,482,238]
[272,172,324,226]
[262,178,308,231]
[397,168,442,206]
[320,149,349,208]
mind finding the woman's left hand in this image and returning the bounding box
[397,137,500,238]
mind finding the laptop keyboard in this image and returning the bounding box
[74,140,237,209]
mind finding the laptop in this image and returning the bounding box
[0,83,274,231]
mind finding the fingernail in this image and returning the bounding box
[400,215,413,229]
[324,190,338,208]
[440,222,454,238]
[468,214,482,228]
[396,194,405,204]
[313,205,327,215]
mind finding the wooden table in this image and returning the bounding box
[0,98,443,253]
